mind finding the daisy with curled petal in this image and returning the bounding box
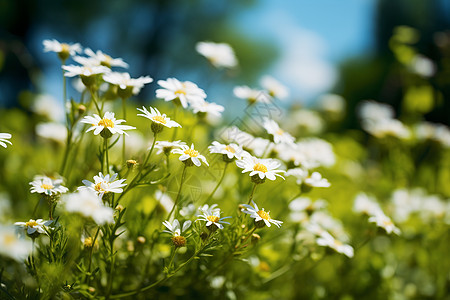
[30,175,69,196]
[156,78,206,108]
[85,48,129,68]
[198,204,220,214]
[236,156,285,182]
[15,219,52,236]
[137,106,181,134]
[155,140,186,155]
[0,133,12,148]
[162,219,192,247]
[368,212,401,235]
[208,141,244,161]
[241,201,283,228]
[171,144,209,167]
[316,231,354,258]
[196,41,238,69]
[260,75,289,100]
[43,39,82,61]
[103,72,153,97]
[196,206,231,229]
[304,172,330,188]
[190,100,224,117]
[81,112,136,137]
[263,118,295,145]
[79,172,127,198]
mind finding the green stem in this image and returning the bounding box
[142,134,157,168]
[247,183,258,204]
[104,138,110,174]
[86,227,100,284]
[261,141,272,158]
[171,105,179,141]
[167,247,178,272]
[167,164,187,220]
[121,98,127,162]
[89,88,102,115]
[205,162,228,203]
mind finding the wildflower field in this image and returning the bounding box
[1,5,450,300]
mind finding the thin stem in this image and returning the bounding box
[142,134,157,168]
[86,227,100,284]
[103,138,110,174]
[205,162,229,203]
[261,141,273,158]
[247,183,258,204]
[121,98,127,162]
[167,164,187,220]
[241,227,257,243]
[89,88,102,115]
[171,105,179,141]
[167,247,178,272]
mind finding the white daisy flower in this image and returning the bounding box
[79,172,127,198]
[14,219,52,235]
[155,140,186,155]
[316,231,354,258]
[196,206,231,229]
[289,197,327,213]
[304,172,331,188]
[0,133,12,148]
[155,190,174,213]
[156,78,206,108]
[84,48,129,68]
[171,144,209,167]
[137,106,181,133]
[103,72,153,97]
[36,122,67,144]
[208,141,245,161]
[198,204,220,215]
[241,201,283,228]
[62,65,110,78]
[353,193,382,216]
[263,118,295,145]
[260,75,289,100]
[358,100,394,123]
[233,86,268,104]
[62,189,114,225]
[368,213,401,235]
[0,225,33,262]
[43,39,82,60]
[295,138,336,168]
[286,168,309,185]
[162,219,192,237]
[81,112,135,137]
[190,100,224,117]
[236,156,285,181]
[363,118,411,140]
[29,175,69,196]
[196,41,238,69]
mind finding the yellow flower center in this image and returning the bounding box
[94,182,106,192]
[60,43,70,53]
[25,220,38,227]
[84,237,93,247]
[253,163,268,173]
[276,129,284,135]
[4,233,15,245]
[184,149,199,157]
[98,118,115,128]
[207,215,220,223]
[41,184,54,190]
[152,115,167,124]
[224,145,236,153]
[257,210,271,220]
[383,219,393,227]
[174,89,186,96]
[333,239,343,247]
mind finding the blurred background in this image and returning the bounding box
[1,0,449,128]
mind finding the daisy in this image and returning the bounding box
[0,133,12,148]
[233,86,268,104]
[43,39,82,61]
[155,190,175,213]
[196,41,238,69]
[79,172,127,199]
[304,172,331,188]
[316,231,354,258]
[155,140,186,155]
[63,189,114,225]
[171,144,209,167]
[353,193,382,216]
[62,65,110,78]
[0,225,33,262]
[263,118,295,145]
[137,106,181,134]
[103,72,153,97]
[368,213,401,235]
[285,168,308,185]
[14,219,52,236]
[84,48,129,68]
[163,219,191,247]
[260,75,289,100]
[241,201,283,228]
[208,141,245,161]
[156,78,206,108]
[30,175,69,196]
[81,112,136,138]
[236,156,285,182]
[190,100,224,117]
[196,206,231,229]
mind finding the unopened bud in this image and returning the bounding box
[126,160,137,168]
[137,236,146,244]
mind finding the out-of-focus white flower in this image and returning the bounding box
[358,100,394,123]
[289,110,324,135]
[62,65,110,78]
[363,118,411,140]
[156,78,206,108]
[304,172,330,188]
[208,141,245,160]
[263,118,295,145]
[63,189,114,225]
[295,138,336,169]
[80,172,127,199]
[0,225,33,262]
[285,168,308,185]
[415,122,450,148]
[241,201,283,228]
[196,206,231,229]
[103,72,153,96]
[137,106,181,129]
[81,112,135,137]
[190,100,224,117]
[233,86,268,104]
[14,219,52,235]
[179,203,196,218]
[316,231,354,258]
[0,133,12,149]
[219,126,255,149]
[353,193,382,216]
[30,175,69,196]
[236,156,285,181]
[84,48,129,68]
[260,75,289,100]
[155,140,186,155]
[43,39,81,60]
[245,137,273,157]
[155,190,174,213]
[410,55,436,77]
[196,41,237,69]
[171,144,209,167]
[368,213,401,235]
[36,122,67,144]
[31,94,65,122]
[317,94,346,115]
[289,197,327,213]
